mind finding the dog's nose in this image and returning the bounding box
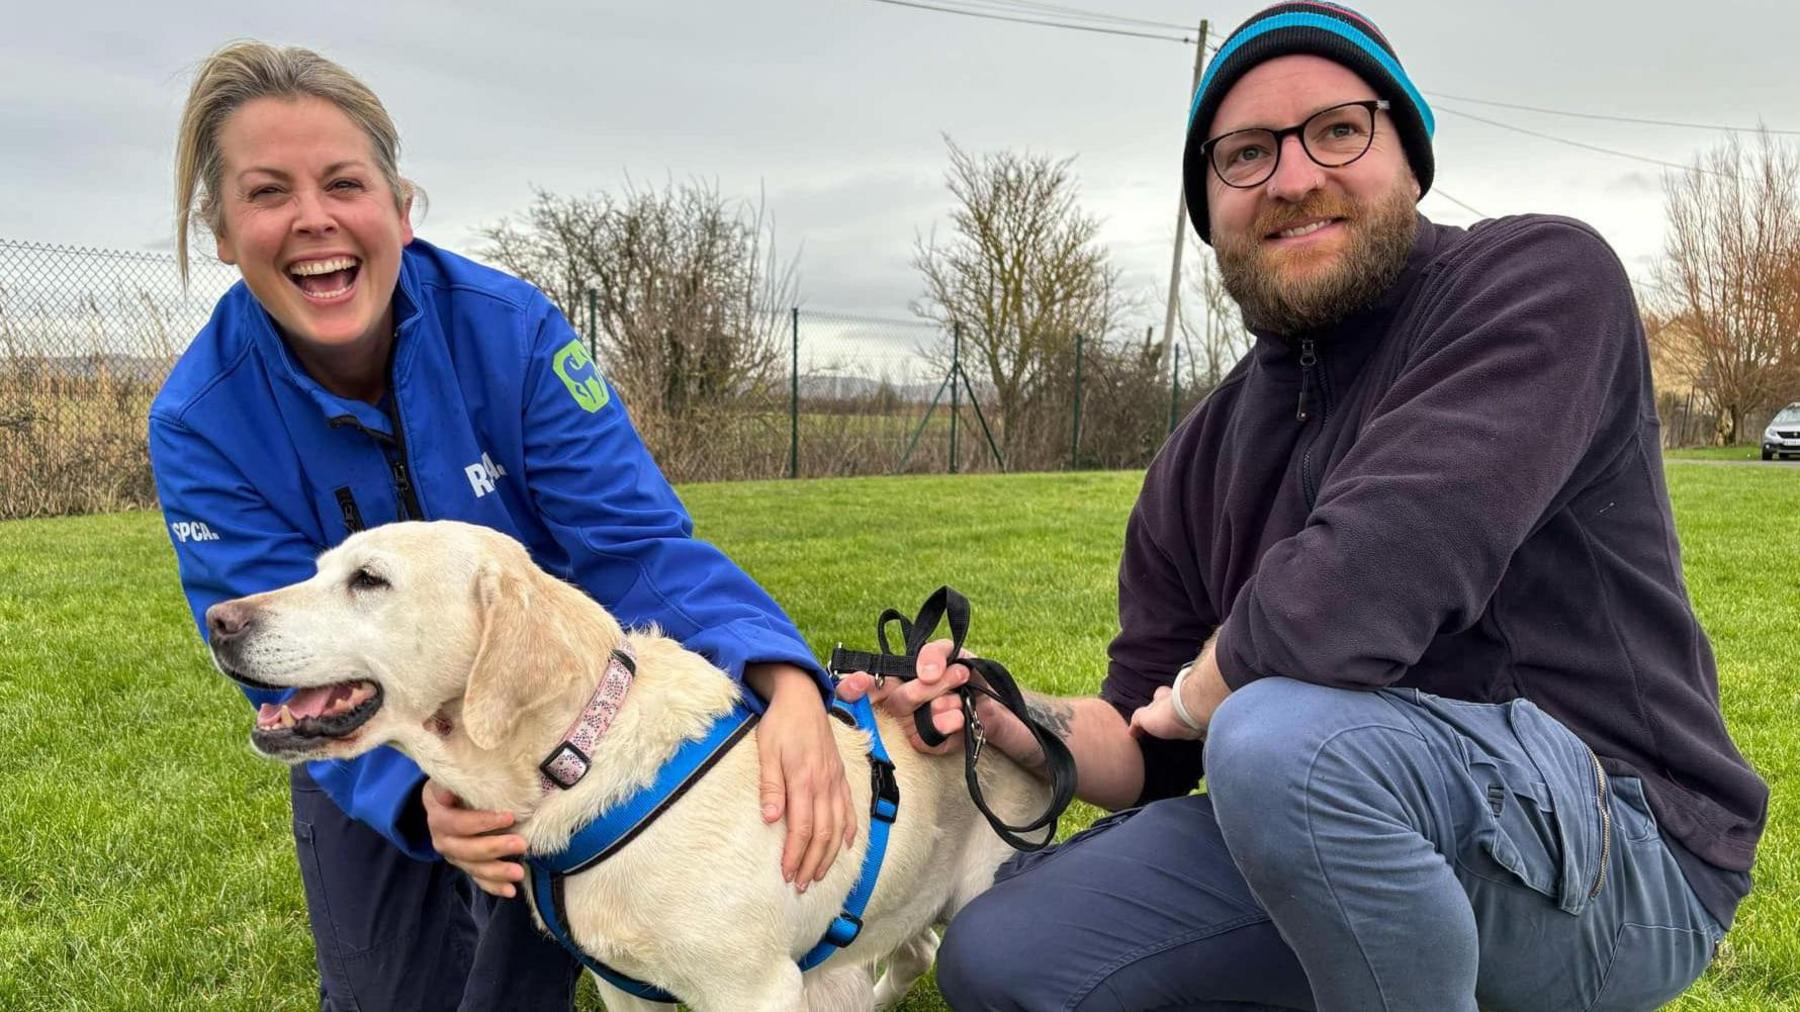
[207,599,255,641]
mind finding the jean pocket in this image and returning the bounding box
[1509,701,1609,914]
[1588,922,1715,1012]
[1609,775,1660,845]
[1456,750,1566,903]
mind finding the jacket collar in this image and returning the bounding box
[245,242,429,432]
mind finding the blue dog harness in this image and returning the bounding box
[523,693,899,1003]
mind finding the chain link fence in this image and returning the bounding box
[0,240,240,519]
[2,238,1212,519]
[789,309,962,477]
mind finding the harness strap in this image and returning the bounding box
[526,701,760,1004]
[799,693,897,970]
[525,694,899,1002]
[827,586,1077,852]
[538,702,759,877]
[529,860,679,1001]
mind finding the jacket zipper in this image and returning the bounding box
[1296,338,1330,509]
[386,451,420,521]
[326,395,423,522]
[1586,747,1612,899]
[382,365,424,520]
[1296,338,1318,424]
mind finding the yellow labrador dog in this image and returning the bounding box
[206,520,1048,1011]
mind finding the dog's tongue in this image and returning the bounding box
[289,684,350,719]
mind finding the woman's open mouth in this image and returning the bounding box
[287,256,362,302]
[251,679,383,752]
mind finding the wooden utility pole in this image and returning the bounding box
[1159,19,1210,366]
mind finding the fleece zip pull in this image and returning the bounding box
[1295,338,1335,510]
[1296,338,1318,424]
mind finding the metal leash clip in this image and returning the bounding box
[964,694,985,763]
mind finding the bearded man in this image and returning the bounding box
[836,4,1766,1009]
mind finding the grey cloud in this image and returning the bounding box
[8,0,1800,317]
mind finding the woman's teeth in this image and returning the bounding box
[289,257,359,277]
[287,257,360,299]
[302,280,355,299]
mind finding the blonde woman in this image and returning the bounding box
[152,41,853,1011]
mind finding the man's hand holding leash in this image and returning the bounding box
[834,639,1040,764]
[835,632,1158,814]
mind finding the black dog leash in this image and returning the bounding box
[827,586,1077,851]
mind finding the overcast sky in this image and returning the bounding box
[6,0,1800,324]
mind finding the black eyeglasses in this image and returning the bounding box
[1200,99,1390,189]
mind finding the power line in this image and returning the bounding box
[1435,104,1733,178]
[1423,91,1800,136]
[867,0,1749,183]
[954,0,1193,32]
[868,0,1794,151]
[865,0,1193,42]
[1179,51,1790,138]
[1430,187,1488,219]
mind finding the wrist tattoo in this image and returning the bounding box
[1024,696,1075,742]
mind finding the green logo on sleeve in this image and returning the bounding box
[552,338,610,413]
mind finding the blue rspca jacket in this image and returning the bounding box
[150,238,827,860]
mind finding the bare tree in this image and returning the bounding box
[481,181,794,424]
[1179,252,1253,394]
[1651,132,1800,443]
[912,139,1121,454]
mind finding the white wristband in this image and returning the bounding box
[1169,662,1206,734]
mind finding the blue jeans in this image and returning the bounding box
[290,767,581,1011]
[937,679,1724,1011]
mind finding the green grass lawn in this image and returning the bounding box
[1,467,1794,1010]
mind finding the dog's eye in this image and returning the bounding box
[349,567,389,592]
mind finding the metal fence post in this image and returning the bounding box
[950,321,961,475]
[1169,343,1182,434]
[790,308,800,479]
[586,289,597,362]
[1071,332,1084,470]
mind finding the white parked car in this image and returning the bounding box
[1763,403,1800,461]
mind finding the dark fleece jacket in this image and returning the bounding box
[1103,214,1767,921]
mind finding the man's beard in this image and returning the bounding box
[1214,179,1419,336]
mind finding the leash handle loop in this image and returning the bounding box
[828,586,1076,851]
[891,587,969,747]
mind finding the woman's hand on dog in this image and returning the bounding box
[748,662,858,893]
[423,780,527,897]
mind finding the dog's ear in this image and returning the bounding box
[463,560,570,751]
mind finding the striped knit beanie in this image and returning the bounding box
[1183,2,1435,244]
